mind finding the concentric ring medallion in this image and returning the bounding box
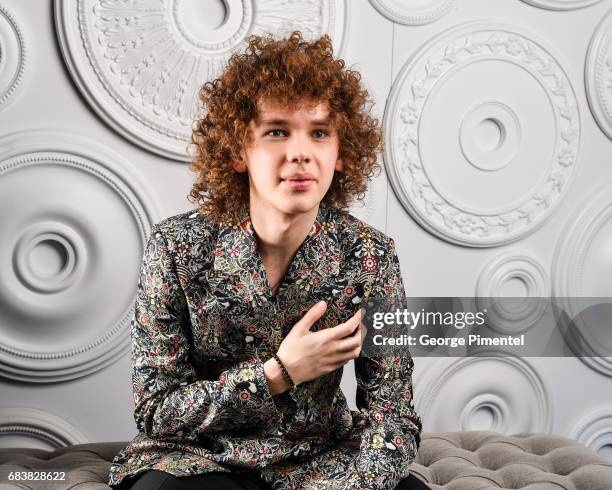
[0,130,157,382]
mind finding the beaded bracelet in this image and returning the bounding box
[272,352,295,388]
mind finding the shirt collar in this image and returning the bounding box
[211,205,341,299]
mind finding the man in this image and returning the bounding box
[109,31,426,490]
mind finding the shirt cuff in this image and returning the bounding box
[228,355,286,432]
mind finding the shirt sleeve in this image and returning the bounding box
[131,224,283,441]
[346,237,423,490]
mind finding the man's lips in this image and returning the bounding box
[282,172,316,181]
[282,178,315,190]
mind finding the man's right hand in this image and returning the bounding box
[275,301,364,386]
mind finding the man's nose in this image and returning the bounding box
[287,134,312,163]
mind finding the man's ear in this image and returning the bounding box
[232,154,247,173]
[335,158,344,172]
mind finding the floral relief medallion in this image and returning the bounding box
[55,0,346,161]
[384,22,580,246]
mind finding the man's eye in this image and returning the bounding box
[313,130,328,138]
[266,129,286,137]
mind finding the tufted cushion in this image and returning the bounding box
[0,442,125,489]
[412,432,612,489]
[0,432,611,489]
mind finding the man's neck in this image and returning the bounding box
[249,203,319,261]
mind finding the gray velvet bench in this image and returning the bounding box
[1,431,611,489]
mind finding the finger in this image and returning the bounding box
[324,360,348,373]
[294,300,327,333]
[340,318,362,340]
[330,347,360,365]
[342,321,365,340]
[336,327,363,352]
[321,309,362,341]
[338,309,363,338]
[357,308,367,343]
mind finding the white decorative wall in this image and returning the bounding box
[0,0,610,462]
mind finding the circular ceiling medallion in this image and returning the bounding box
[586,8,612,140]
[476,253,550,334]
[569,406,612,461]
[416,356,551,433]
[521,0,602,10]
[0,4,26,109]
[0,130,158,382]
[459,101,521,172]
[553,183,612,377]
[0,407,87,449]
[368,0,455,25]
[54,0,347,161]
[384,22,581,247]
[348,172,384,223]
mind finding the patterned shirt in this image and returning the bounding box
[107,205,422,490]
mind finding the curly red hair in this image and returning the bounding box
[187,31,382,225]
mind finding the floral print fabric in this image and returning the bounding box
[108,206,422,490]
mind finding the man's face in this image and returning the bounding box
[233,99,343,217]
